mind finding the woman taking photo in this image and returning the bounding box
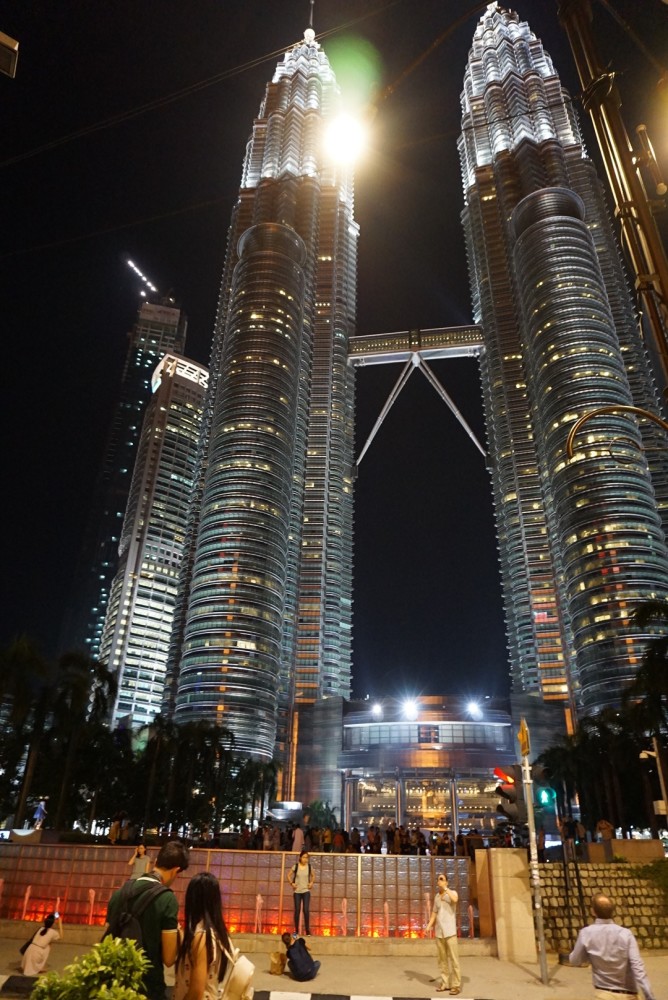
[174,872,231,1000]
[21,911,63,975]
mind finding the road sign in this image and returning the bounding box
[518,717,531,758]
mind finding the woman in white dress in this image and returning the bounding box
[174,872,232,1000]
[21,912,63,975]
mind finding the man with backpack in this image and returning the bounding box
[105,840,189,1000]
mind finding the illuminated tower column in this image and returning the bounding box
[512,187,668,713]
[63,298,187,658]
[177,225,307,756]
[459,4,668,718]
[171,27,357,762]
[99,354,208,728]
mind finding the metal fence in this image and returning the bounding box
[0,845,473,937]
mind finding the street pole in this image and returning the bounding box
[519,718,550,986]
[652,736,668,815]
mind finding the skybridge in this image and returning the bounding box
[348,325,487,466]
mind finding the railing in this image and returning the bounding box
[0,845,473,938]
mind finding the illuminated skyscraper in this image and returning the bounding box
[459,4,668,720]
[100,354,208,728]
[167,26,356,767]
[64,299,187,659]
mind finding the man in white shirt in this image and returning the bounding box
[569,893,655,1000]
[426,872,461,996]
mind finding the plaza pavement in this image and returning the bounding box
[0,929,667,1000]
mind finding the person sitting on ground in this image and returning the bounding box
[21,911,63,976]
[280,932,320,982]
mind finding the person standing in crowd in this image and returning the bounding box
[33,799,47,830]
[322,826,332,853]
[281,933,320,981]
[174,872,234,1000]
[106,840,189,1000]
[21,912,63,975]
[596,818,615,841]
[287,849,315,936]
[569,893,655,1000]
[332,828,345,853]
[426,872,461,996]
[127,842,151,879]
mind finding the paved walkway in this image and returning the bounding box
[0,936,667,999]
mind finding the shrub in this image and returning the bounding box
[30,936,149,1000]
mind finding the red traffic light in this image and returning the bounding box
[493,766,515,784]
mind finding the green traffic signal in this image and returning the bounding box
[537,786,556,806]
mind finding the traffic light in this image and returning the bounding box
[532,764,557,811]
[494,764,527,824]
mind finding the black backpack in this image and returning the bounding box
[104,879,171,948]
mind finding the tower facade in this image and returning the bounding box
[168,28,356,764]
[459,4,668,720]
[64,299,187,659]
[100,354,208,728]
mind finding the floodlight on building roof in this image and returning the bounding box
[467,700,483,720]
[371,703,383,719]
[402,698,418,721]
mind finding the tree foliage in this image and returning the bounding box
[0,639,281,836]
[538,597,668,836]
[30,936,148,1000]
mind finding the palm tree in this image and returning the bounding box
[137,715,179,833]
[0,637,54,827]
[305,799,338,829]
[51,652,117,830]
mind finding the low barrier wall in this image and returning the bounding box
[539,861,668,951]
[0,845,473,939]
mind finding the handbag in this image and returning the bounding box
[19,932,36,956]
[269,951,286,975]
[221,944,255,1000]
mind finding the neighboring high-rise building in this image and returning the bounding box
[64,299,187,659]
[458,4,668,722]
[166,26,356,769]
[100,354,208,728]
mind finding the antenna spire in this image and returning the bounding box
[308,0,314,29]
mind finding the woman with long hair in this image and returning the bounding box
[174,872,231,1000]
[21,912,63,975]
[127,842,151,879]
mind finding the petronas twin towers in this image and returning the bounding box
[164,5,668,769]
[163,26,356,768]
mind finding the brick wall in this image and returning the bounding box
[539,862,668,951]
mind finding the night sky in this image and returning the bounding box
[3,1,667,704]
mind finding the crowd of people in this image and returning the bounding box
[234,821,522,859]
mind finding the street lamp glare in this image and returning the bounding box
[324,114,366,164]
[371,702,383,718]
